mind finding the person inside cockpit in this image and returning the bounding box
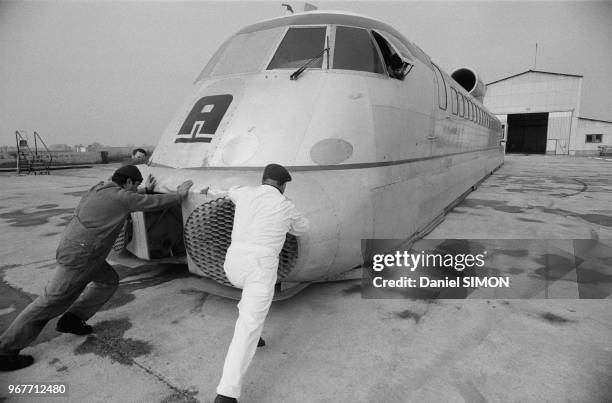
[388,53,405,79]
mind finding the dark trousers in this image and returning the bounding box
[0,239,118,355]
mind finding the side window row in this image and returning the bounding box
[448,85,497,129]
[431,63,500,131]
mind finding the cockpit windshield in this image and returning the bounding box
[333,26,384,74]
[267,27,327,69]
[196,27,284,81]
[195,21,417,81]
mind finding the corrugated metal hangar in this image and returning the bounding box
[484,70,612,155]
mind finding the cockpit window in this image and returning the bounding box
[333,26,384,74]
[196,27,284,81]
[267,27,327,69]
[371,31,405,79]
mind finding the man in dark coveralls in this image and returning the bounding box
[0,165,193,371]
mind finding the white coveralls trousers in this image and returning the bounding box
[216,243,278,398]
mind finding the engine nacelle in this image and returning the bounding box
[451,67,486,103]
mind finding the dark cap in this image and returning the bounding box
[263,163,292,184]
[113,165,143,182]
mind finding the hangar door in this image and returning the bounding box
[505,113,549,154]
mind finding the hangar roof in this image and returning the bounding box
[578,116,612,124]
[487,70,583,86]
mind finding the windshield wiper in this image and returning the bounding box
[290,47,330,81]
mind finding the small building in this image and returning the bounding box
[484,70,612,155]
[575,117,612,156]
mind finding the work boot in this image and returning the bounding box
[257,337,265,347]
[56,312,93,335]
[0,354,34,371]
[214,394,237,403]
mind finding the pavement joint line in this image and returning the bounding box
[2,270,194,399]
[1,259,57,302]
[0,280,35,303]
[1,258,56,268]
[88,332,197,400]
[1,258,193,398]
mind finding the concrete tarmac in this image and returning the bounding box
[0,155,611,402]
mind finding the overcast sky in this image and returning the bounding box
[1,1,611,147]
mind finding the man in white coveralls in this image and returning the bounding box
[206,163,309,403]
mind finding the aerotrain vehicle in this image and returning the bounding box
[111,10,504,299]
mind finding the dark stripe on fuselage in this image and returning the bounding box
[151,146,501,172]
[175,138,212,143]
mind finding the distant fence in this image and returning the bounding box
[0,150,133,168]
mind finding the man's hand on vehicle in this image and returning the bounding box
[177,180,194,198]
[145,174,157,194]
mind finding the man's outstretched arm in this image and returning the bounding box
[288,203,309,236]
[123,180,193,212]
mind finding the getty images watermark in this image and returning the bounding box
[371,250,510,289]
[360,239,612,299]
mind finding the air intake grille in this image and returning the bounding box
[184,197,298,286]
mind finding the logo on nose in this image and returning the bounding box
[175,94,233,143]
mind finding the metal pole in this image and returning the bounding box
[15,131,20,175]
